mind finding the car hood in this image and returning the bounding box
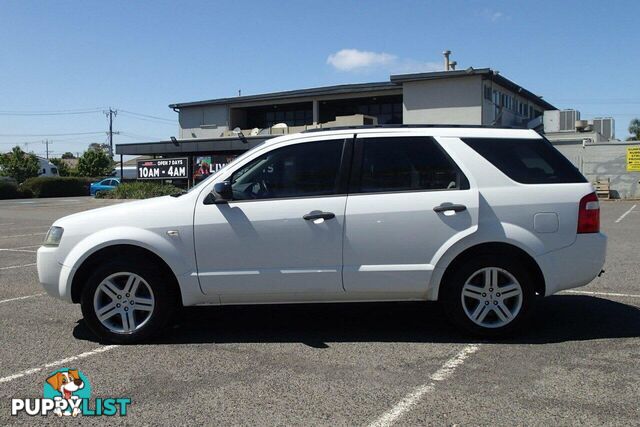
[53,195,194,232]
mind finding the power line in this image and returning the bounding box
[0,108,105,116]
[119,109,176,123]
[119,131,165,141]
[119,113,176,126]
[0,131,104,137]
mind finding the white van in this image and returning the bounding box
[37,157,59,177]
[37,126,606,343]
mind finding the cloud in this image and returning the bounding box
[327,49,443,73]
[482,9,509,22]
[327,49,396,71]
[491,11,504,21]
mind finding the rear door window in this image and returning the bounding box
[461,137,586,184]
[353,136,469,193]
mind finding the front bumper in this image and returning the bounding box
[536,232,607,296]
[37,246,73,302]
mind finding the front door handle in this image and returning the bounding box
[433,203,467,213]
[303,211,335,221]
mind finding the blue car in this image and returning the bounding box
[90,178,120,196]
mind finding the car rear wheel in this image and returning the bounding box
[81,261,178,344]
[441,255,536,337]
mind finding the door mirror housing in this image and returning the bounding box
[212,181,233,203]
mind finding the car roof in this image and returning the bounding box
[262,126,541,148]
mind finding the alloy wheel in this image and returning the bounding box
[460,267,523,329]
[93,272,155,334]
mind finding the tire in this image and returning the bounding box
[80,260,179,344]
[441,254,536,338]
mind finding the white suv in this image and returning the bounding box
[37,127,606,343]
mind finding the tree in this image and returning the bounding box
[50,158,71,177]
[0,146,40,183]
[629,118,640,141]
[76,149,114,177]
[61,152,76,159]
[88,143,110,153]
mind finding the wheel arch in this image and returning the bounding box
[432,242,546,300]
[70,244,183,305]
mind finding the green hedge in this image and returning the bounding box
[95,181,183,199]
[0,181,31,200]
[20,177,96,198]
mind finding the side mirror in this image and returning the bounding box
[212,181,233,203]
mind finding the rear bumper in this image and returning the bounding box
[536,233,607,296]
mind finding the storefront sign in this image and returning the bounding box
[626,146,640,172]
[137,158,188,180]
[193,155,237,183]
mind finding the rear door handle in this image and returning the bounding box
[303,211,335,221]
[433,204,467,213]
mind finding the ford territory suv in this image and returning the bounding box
[37,126,607,343]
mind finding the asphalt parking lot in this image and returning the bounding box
[0,196,638,425]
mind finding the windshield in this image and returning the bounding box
[186,141,268,193]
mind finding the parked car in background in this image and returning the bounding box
[37,126,606,343]
[89,177,120,196]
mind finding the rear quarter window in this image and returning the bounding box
[460,137,587,184]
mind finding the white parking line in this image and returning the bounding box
[0,248,37,253]
[615,204,637,223]
[0,293,45,304]
[369,344,480,427]
[0,345,119,384]
[0,232,46,239]
[0,263,36,270]
[0,223,14,226]
[562,290,640,298]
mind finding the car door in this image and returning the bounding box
[193,136,352,302]
[343,133,479,297]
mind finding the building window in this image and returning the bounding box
[319,95,403,125]
[243,102,313,129]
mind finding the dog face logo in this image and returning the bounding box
[43,368,91,417]
[46,370,84,400]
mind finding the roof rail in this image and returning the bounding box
[301,124,520,133]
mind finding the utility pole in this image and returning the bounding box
[105,108,118,157]
[42,139,52,159]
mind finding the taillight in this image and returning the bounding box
[577,192,600,233]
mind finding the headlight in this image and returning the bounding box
[43,226,64,247]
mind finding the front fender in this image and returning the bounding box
[58,226,197,302]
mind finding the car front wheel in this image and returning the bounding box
[442,255,536,337]
[80,261,177,344]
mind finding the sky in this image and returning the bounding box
[0,0,638,158]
